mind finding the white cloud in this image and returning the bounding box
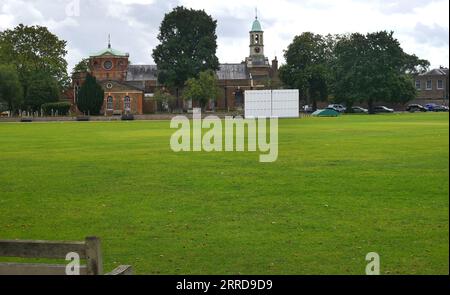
[0,0,448,71]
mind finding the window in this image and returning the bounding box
[103,60,113,70]
[107,96,113,110]
[437,80,444,89]
[415,80,421,90]
[426,80,432,90]
[124,96,131,112]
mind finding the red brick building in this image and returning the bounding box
[413,67,449,106]
[72,43,145,115]
[71,16,279,114]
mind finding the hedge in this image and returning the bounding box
[41,102,72,116]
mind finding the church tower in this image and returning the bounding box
[249,15,264,58]
[245,10,271,84]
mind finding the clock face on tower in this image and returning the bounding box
[254,47,261,54]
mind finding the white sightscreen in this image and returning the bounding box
[244,90,299,118]
[244,90,272,118]
[272,89,299,118]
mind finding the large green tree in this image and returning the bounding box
[0,24,69,95]
[184,70,219,110]
[279,32,334,111]
[152,6,220,107]
[72,58,90,74]
[76,74,104,115]
[332,31,429,113]
[25,71,60,111]
[0,64,23,112]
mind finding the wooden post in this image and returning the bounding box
[85,237,103,275]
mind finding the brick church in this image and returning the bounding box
[71,16,279,115]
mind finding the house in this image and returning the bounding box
[413,67,449,105]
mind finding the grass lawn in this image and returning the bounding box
[0,113,448,275]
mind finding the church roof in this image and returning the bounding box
[126,65,158,81]
[216,64,248,80]
[125,63,250,82]
[90,46,128,57]
[251,19,262,32]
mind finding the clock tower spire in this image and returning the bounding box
[249,12,264,58]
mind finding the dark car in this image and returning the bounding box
[406,104,427,112]
[374,106,394,113]
[352,106,369,114]
[426,103,449,112]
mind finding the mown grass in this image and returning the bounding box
[0,113,448,274]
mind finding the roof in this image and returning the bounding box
[125,63,250,82]
[100,80,145,92]
[126,65,158,81]
[419,68,449,76]
[251,18,262,32]
[90,46,128,57]
[216,64,248,80]
[312,109,340,117]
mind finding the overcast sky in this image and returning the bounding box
[0,0,448,72]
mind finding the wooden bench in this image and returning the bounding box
[0,237,132,275]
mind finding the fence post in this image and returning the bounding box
[85,237,103,275]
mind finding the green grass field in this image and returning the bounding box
[0,113,448,274]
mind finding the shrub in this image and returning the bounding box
[41,102,71,116]
[77,74,104,115]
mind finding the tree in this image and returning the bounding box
[184,70,218,110]
[0,64,23,112]
[153,89,177,113]
[279,32,333,111]
[72,58,90,74]
[76,74,104,115]
[332,31,430,113]
[152,6,220,108]
[0,24,69,93]
[25,71,60,111]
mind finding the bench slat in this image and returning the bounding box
[0,263,88,275]
[106,265,133,275]
[0,240,87,259]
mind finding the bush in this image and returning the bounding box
[41,102,71,116]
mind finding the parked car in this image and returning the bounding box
[302,105,314,113]
[0,111,10,117]
[406,104,427,112]
[374,106,394,113]
[328,104,346,113]
[352,106,369,114]
[426,103,449,112]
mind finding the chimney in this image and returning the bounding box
[272,56,278,72]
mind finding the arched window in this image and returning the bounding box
[124,96,131,112]
[254,34,260,44]
[107,96,114,110]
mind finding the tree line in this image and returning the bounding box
[279,32,430,113]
